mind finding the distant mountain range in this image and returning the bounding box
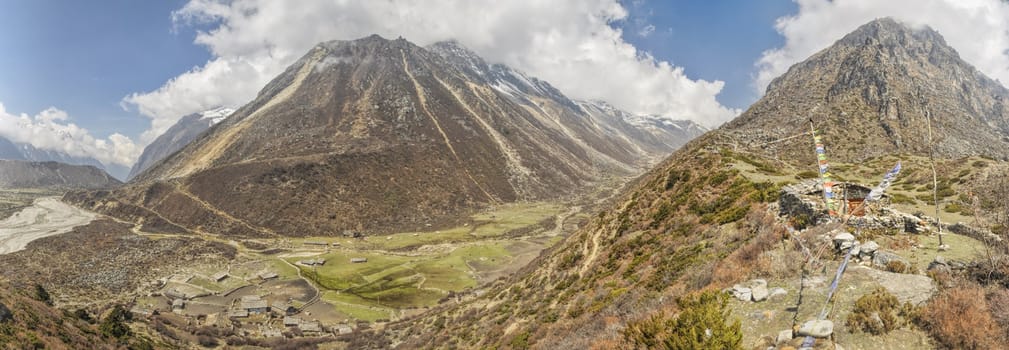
[0,160,120,189]
[69,35,705,237]
[0,136,129,180]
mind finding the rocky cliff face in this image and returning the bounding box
[724,17,1009,164]
[128,107,235,180]
[72,35,699,237]
[0,160,121,189]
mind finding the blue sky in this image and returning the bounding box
[617,0,795,109]
[0,0,209,139]
[7,0,1006,169]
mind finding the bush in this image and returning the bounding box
[34,285,51,306]
[623,291,742,349]
[99,305,132,340]
[919,285,1001,349]
[845,288,916,335]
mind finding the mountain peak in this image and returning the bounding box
[836,17,950,53]
[727,17,1009,163]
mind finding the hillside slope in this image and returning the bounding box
[0,283,120,349]
[385,18,1009,349]
[70,35,700,237]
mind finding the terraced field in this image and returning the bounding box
[154,201,575,323]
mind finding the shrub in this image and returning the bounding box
[623,291,742,349]
[845,288,916,335]
[885,260,912,274]
[918,285,1001,349]
[99,305,132,340]
[34,285,51,306]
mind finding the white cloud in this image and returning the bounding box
[0,102,141,167]
[122,0,738,134]
[756,0,1009,93]
[638,24,656,37]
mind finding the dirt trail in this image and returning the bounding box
[0,197,96,254]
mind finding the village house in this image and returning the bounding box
[211,271,229,282]
[300,321,322,334]
[271,302,297,316]
[171,299,186,312]
[240,295,269,314]
[283,316,302,327]
[298,258,327,266]
[350,257,368,263]
[334,324,353,335]
[258,271,278,280]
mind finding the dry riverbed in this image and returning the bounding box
[0,196,96,254]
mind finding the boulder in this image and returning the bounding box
[736,289,752,302]
[768,287,788,300]
[751,285,769,302]
[730,285,752,302]
[797,319,834,338]
[776,329,793,344]
[748,279,768,289]
[872,251,908,269]
[859,241,879,258]
[833,232,855,250]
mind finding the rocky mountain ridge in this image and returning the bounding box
[724,17,1009,165]
[70,35,701,237]
[127,107,235,179]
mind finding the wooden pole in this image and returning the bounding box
[924,108,945,248]
[810,119,832,216]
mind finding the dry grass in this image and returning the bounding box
[918,283,1002,349]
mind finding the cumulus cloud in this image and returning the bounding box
[0,102,141,167]
[756,0,1009,93]
[122,0,738,134]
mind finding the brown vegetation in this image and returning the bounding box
[918,284,1002,349]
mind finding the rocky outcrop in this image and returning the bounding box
[724,17,1009,164]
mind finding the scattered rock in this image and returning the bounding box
[859,266,937,305]
[797,319,834,338]
[833,232,855,250]
[768,287,788,300]
[776,329,793,344]
[730,285,752,302]
[938,244,950,252]
[860,241,879,257]
[749,279,768,289]
[752,285,769,302]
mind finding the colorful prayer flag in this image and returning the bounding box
[867,162,901,202]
